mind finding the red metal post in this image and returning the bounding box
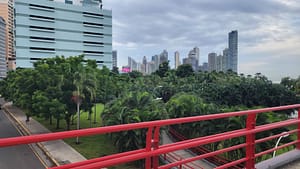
[246,113,256,169]
[297,108,300,149]
[152,126,160,169]
[145,127,153,169]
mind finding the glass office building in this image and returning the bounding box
[14,0,112,68]
[228,30,238,72]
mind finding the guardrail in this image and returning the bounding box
[0,104,300,169]
[168,127,243,168]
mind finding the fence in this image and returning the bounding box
[0,104,300,169]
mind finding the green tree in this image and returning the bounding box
[154,61,170,77]
[175,64,194,77]
[102,91,167,152]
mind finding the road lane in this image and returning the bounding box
[0,110,46,169]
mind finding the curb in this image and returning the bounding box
[2,106,60,167]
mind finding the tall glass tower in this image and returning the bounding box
[228,30,238,72]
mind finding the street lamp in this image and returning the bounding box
[72,91,82,144]
[273,132,289,158]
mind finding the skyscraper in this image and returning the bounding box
[174,51,180,69]
[185,47,200,71]
[0,16,7,78]
[208,52,217,72]
[188,47,199,63]
[142,56,147,73]
[228,30,238,72]
[0,0,15,70]
[112,50,117,68]
[14,0,112,68]
[128,57,137,71]
[152,55,160,71]
[159,49,168,64]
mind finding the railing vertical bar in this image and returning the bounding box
[246,113,256,169]
[145,127,153,169]
[297,108,300,149]
[153,126,161,169]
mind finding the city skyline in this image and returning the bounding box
[104,0,300,82]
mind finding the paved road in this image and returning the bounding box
[0,110,46,169]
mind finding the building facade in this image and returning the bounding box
[14,0,112,68]
[128,56,137,71]
[112,50,117,68]
[208,52,217,72]
[0,0,15,70]
[228,30,238,72]
[188,47,199,63]
[174,51,180,69]
[159,49,168,64]
[0,17,7,78]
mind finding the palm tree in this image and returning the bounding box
[102,91,167,152]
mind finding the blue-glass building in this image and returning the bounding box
[14,0,112,68]
[228,30,238,72]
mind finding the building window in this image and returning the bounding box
[29,4,55,12]
[83,41,104,47]
[83,51,104,56]
[30,36,55,43]
[29,26,55,33]
[29,15,55,22]
[30,47,55,53]
[83,12,104,19]
[83,31,104,38]
[83,22,103,28]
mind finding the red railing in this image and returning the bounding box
[0,104,300,169]
[163,152,204,169]
[168,127,243,168]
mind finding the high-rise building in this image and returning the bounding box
[188,47,199,63]
[0,0,15,70]
[159,49,168,64]
[174,51,180,69]
[112,50,117,68]
[201,62,208,72]
[182,56,198,71]
[14,0,112,68]
[142,55,147,73]
[208,52,217,72]
[216,54,223,72]
[128,57,137,71]
[152,55,160,71]
[222,48,229,72]
[228,30,238,72]
[0,16,7,78]
[183,47,200,71]
[147,61,155,74]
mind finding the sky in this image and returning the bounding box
[103,0,300,82]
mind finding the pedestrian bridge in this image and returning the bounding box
[0,104,300,169]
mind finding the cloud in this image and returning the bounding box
[104,0,300,81]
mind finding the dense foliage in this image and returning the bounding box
[0,56,299,165]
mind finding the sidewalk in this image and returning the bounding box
[0,98,86,168]
[161,131,215,169]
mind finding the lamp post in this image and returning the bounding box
[72,90,82,144]
[273,132,289,158]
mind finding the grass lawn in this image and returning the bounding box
[35,104,137,169]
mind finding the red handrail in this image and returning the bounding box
[168,127,243,168]
[0,104,299,169]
